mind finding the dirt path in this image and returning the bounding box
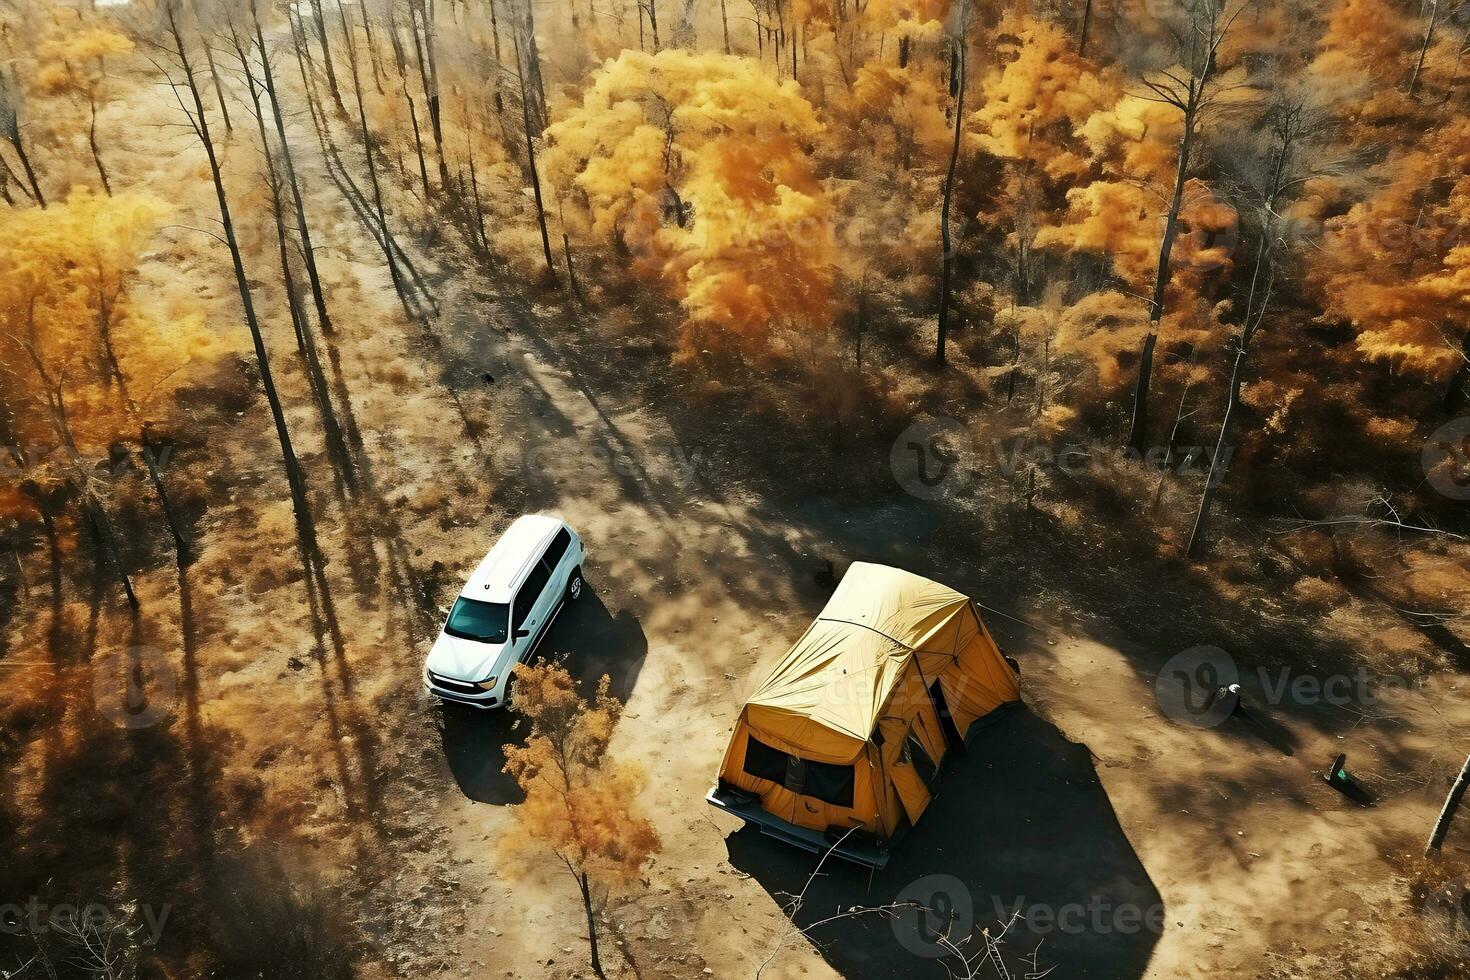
[279,74,1470,980]
[380,266,1470,980]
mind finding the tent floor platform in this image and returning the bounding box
[706,784,892,869]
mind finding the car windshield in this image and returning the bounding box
[443,597,510,643]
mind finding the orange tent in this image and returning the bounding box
[708,562,1020,866]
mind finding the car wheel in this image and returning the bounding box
[503,671,517,709]
[567,566,584,601]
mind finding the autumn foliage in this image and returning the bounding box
[501,661,660,978]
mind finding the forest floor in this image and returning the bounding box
[7,36,1470,980]
[273,91,1470,980]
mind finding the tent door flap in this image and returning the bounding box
[890,760,932,824]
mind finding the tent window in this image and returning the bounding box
[742,735,854,807]
[743,734,790,785]
[904,730,938,785]
[804,760,855,808]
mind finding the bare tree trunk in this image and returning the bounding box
[1427,753,1470,855]
[516,37,558,283]
[488,0,504,61]
[563,233,588,305]
[936,36,966,367]
[1187,117,1293,556]
[233,19,358,500]
[140,430,188,562]
[254,10,336,341]
[1128,106,1199,453]
[721,0,731,52]
[406,92,434,203]
[468,135,492,254]
[415,0,451,190]
[575,871,608,980]
[514,0,548,130]
[5,131,45,207]
[1078,0,1093,55]
[164,3,314,544]
[87,92,112,194]
[646,0,661,51]
[361,0,388,94]
[1409,0,1440,98]
[82,491,139,611]
[202,40,234,134]
[310,0,345,111]
[339,0,417,321]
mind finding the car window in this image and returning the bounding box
[513,561,552,630]
[444,597,510,643]
[543,528,572,569]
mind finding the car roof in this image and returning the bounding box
[462,514,569,603]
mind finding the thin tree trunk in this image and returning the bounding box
[140,431,188,561]
[488,0,503,61]
[517,37,557,283]
[82,491,139,611]
[310,0,345,110]
[1409,0,1440,98]
[254,9,336,340]
[1187,121,1292,556]
[575,871,607,980]
[8,133,45,207]
[406,92,434,203]
[721,0,731,52]
[235,21,358,500]
[1128,103,1200,453]
[416,0,451,189]
[1078,0,1093,55]
[515,0,548,129]
[563,233,588,305]
[936,37,965,367]
[165,5,314,544]
[87,92,112,194]
[1427,753,1470,855]
[361,0,388,94]
[340,0,417,321]
[202,41,234,134]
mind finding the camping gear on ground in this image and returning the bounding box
[1325,753,1375,806]
[707,561,1022,868]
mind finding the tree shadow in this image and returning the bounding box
[437,583,648,804]
[726,706,1162,979]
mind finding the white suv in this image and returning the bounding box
[423,514,584,709]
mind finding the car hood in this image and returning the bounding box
[426,632,508,682]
